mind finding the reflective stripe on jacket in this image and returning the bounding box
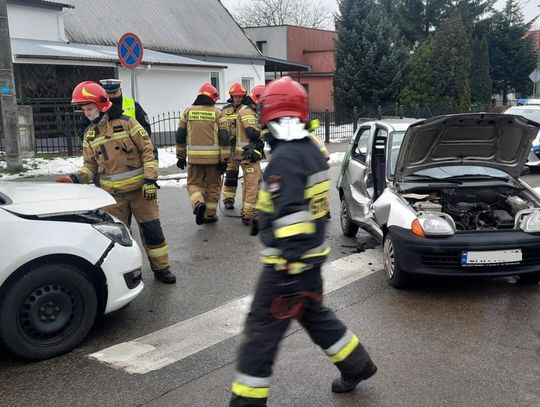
[77,114,158,194]
[176,105,230,164]
[235,105,260,155]
[256,137,330,268]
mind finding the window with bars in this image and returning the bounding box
[241,78,252,93]
[210,72,220,98]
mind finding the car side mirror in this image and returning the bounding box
[521,166,531,176]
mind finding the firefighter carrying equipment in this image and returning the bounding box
[72,81,112,112]
[142,180,159,201]
[230,111,376,405]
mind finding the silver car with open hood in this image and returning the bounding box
[337,113,540,288]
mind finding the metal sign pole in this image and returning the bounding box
[131,69,135,100]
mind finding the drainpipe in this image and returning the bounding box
[57,8,72,43]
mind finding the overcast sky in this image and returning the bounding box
[220,0,540,25]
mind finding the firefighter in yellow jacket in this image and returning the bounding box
[221,83,247,210]
[223,83,263,225]
[56,81,175,284]
[176,83,230,224]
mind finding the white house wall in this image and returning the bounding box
[118,61,264,120]
[8,4,66,42]
[221,60,265,95]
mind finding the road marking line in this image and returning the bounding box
[87,250,383,374]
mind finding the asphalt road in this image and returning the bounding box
[0,163,539,407]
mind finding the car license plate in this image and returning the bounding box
[461,249,522,266]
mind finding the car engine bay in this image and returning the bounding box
[403,186,540,231]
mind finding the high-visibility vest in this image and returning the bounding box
[122,97,136,119]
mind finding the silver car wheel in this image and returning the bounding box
[383,238,395,279]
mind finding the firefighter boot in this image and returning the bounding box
[194,202,207,225]
[332,344,377,393]
[224,201,235,210]
[153,267,176,284]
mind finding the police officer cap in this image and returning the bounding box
[99,79,122,92]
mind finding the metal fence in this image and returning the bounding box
[0,101,500,159]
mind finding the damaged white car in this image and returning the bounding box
[338,113,540,288]
[0,182,143,359]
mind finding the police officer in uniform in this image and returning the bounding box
[99,79,158,160]
[57,81,176,284]
[229,77,377,406]
[176,83,230,224]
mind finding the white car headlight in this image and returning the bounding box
[520,211,540,233]
[93,223,133,246]
[417,213,455,236]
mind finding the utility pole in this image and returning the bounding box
[0,0,22,172]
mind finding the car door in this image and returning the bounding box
[340,125,373,223]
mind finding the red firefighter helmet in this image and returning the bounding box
[71,81,112,112]
[260,76,308,124]
[198,83,219,102]
[229,82,247,96]
[250,85,266,105]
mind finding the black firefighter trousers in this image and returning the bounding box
[230,263,375,406]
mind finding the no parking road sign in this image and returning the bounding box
[118,32,144,69]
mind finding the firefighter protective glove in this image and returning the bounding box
[142,180,159,201]
[242,139,264,162]
[218,161,228,175]
[176,158,187,170]
[55,174,79,183]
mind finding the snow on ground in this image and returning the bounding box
[0,149,344,183]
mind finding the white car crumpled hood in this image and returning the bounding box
[394,113,539,180]
[0,182,115,216]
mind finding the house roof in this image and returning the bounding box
[8,0,73,10]
[10,38,228,68]
[61,0,264,60]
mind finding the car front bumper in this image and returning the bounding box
[389,226,540,277]
[100,241,144,313]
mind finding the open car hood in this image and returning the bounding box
[0,182,115,216]
[394,113,539,181]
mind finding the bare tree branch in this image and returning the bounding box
[232,0,333,29]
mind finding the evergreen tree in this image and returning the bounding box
[487,0,535,103]
[401,14,472,109]
[400,40,434,105]
[429,14,472,108]
[334,0,408,112]
[470,36,492,104]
